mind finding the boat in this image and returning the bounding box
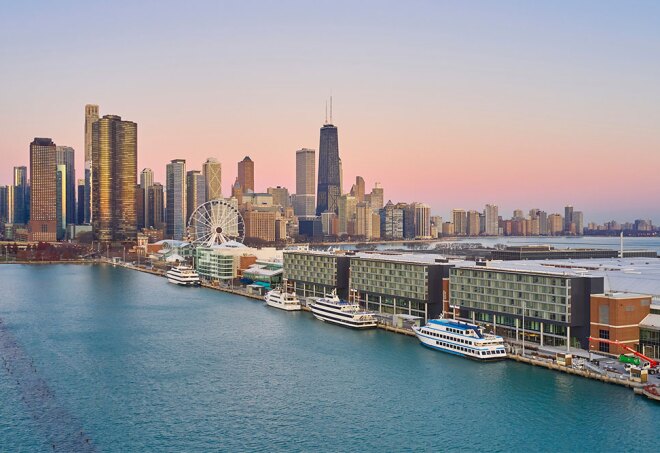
[309,290,377,329]
[413,317,507,360]
[264,288,302,311]
[641,384,660,402]
[166,265,201,286]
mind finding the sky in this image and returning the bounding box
[1,1,659,223]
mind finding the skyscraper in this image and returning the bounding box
[166,159,187,240]
[203,158,222,201]
[354,176,365,203]
[564,205,573,233]
[140,168,154,229]
[84,104,99,224]
[237,156,254,193]
[379,201,404,239]
[92,115,138,242]
[13,166,28,225]
[267,186,290,210]
[0,186,8,224]
[467,210,480,236]
[451,209,467,236]
[56,164,67,240]
[484,204,499,236]
[28,138,57,241]
[186,170,206,220]
[77,179,85,224]
[369,183,384,211]
[56,146,76,226]
[414,203,431,239]
[147,183,164,229]
[294,148,315,217]
[338,194,357,235]
[316,119,341,215]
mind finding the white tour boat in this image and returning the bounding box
[413,317,507,360]
[309,290,377,329]
[166,265,201,286]
[264,288,302,311]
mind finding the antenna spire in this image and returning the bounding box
[330,96,333,123]
[325,100,328,124]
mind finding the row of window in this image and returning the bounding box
[425,329,475,346]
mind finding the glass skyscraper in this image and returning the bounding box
[166,159,187,240]
[316,123,340,215]
[28,138,58,241]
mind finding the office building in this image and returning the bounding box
[56,164,67,239]
[28,138,58,241]
[0,186,8,224]
[237,156,254,193]
[92,115,138,242]
[355,202,373,239]
[13,166,29,225]
[316,119,341,215]
[147,183,165,229]
[338,194,357,235]
[139,168,154,229]
[244,209,276,242]
[55,146,75,226]
[369,183,384,210]
[77,179,85,224]
[186,170,206,220]
[84,104,99,223]
[203,157,222,201]
[564,205,574,233]
[267,186,290,210]
[379,201,404,239]
[353,176,365,203]
[166,159,187,240]
[294,148,315,216]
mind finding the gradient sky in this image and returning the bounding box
[1,1,659,223]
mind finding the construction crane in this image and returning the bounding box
[588,337,659,370]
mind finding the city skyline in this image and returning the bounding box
[1,2,660,222]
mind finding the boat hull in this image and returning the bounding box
[414,328,507,361]
[310,307,377,329]
[266,300,302,311]
[167,277,200,286]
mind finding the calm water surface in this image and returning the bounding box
[0,264,658,452]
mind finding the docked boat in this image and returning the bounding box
[641,384,660,402]
[166,265,201,286]
[413,317,507,360]
[264,289,302,311]
[309,290,377,329]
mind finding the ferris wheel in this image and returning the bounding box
[187,199,245,246]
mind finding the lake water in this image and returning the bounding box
[0,264,658,452]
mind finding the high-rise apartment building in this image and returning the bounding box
[484,204,498,236]
[467,210,480,236]
[28,138,57,241]
[355,202,373,239]
[237,156,254,193]
[55,146,75,226]
[203,158,222,201]
[0,186,8,224]
[548,214,563,235]
[166,159,187,240]
[316,120,341,215]
[186,170,206,220]
[414,203,431,239]
[84,104,99,224]
[452,209,467,236]
[91,115,138,242]
[573,211,584,236]
[294,148,315,217]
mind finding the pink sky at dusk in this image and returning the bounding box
[1,1,659,223]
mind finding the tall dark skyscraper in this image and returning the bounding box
[28,138,58,241]
[316,104,341,215]
[13,166,29,225]
[56,146,76,226]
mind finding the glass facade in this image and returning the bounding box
[640,327,660,360]
[195,247,238,281]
